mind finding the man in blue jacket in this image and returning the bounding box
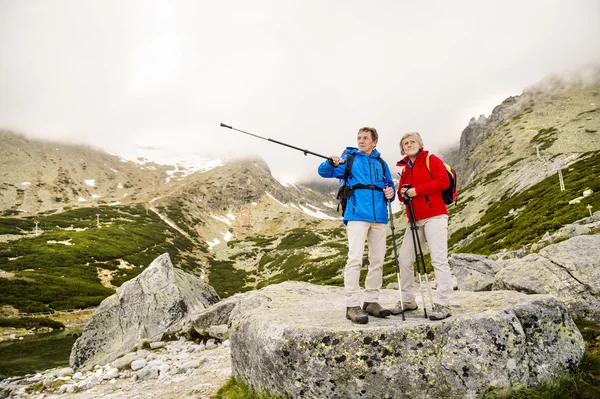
[318,127,396,324]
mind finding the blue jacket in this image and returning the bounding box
[318,147,395,224]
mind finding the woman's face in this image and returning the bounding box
[402,136,420,158]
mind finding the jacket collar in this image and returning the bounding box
[397,148,427,167]
[345,146,381,158]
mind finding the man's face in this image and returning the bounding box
[357,130,376,155]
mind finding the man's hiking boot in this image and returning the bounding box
[429,303,451,321]
[346,306,369,324]
[362,302,391,318]
[389,300,418,315]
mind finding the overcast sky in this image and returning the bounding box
[1,1,599,182]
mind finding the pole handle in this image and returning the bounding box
[220,123,232,129]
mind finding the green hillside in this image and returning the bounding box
[450,151,600,254]
[0,205,202,313]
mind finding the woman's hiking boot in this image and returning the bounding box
[346,306,369,324]
[362,302,391,318]
[429,303,451,321]
[389,300,418,315]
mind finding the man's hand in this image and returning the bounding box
[329,155,343,166]
[383,186,394,200]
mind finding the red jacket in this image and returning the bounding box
[397,149,449,221]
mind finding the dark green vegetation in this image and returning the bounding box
[530,126,559,151]
[208,259,252,298]
[490,319,600,399]
[218,223,431,298]
[219,227,348,298]
[0,317,63,330]
[0,330,79,379]
[0,205,203,313]
[213,320,600,399]
[450,151,600,255]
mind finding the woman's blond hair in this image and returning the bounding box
[399,132,424,155]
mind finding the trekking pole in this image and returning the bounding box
[404,194,434,319]
[220,123,342,163]
[386,186,405,321]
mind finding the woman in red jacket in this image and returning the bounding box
[390,132,453,320]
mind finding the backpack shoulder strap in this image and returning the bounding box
[344,153,355,180]
[425,154,433,176]
[376,156,387,176]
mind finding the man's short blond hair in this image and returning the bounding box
[399,132,424,155]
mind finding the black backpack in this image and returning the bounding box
[336,154,387,214]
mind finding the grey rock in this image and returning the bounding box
[69,253,220,370]
[450,253,496,291]
[229,281,584,399]
[205,339,218,350]
[192,295,240,335]
[180,359,203,372]
[102,367,119,380]
[76,375,101,391]
[55,367,73,378]
[150,341,166,349]
[530,242,546,252]
[158,363,170,376]
[130,359,147,371]
[208,324,229,340]
[554,224,591,239]
[110,352,139,370]
[493,235,600,322]
[134,366,160,381]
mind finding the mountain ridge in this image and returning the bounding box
[1,68,599,309]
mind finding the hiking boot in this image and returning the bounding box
[346,306,369,324]
[389,300,418,315]
[429,303,451,321]
[362,302,391,318]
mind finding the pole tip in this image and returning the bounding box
[220,123,232,129]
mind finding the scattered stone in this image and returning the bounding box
[0,339,232,399]
[130,359,146,371]
[149,341,166,349]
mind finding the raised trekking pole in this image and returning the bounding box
[220,123,342,162]
[403,188,434,319]
[386,186,405,321]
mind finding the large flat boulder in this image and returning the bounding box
[70,253,220,370]
[229,281,584,399]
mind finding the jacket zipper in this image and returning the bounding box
[370,160,376,222]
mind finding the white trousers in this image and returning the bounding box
[344,221,387,307]
[398,215,453,307]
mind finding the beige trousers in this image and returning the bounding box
[344,221,387,307]
[398,215,453,307]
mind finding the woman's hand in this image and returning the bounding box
[400,186,416,198]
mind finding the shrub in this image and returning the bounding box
[276,228,320,250]
[0,317,64,329]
